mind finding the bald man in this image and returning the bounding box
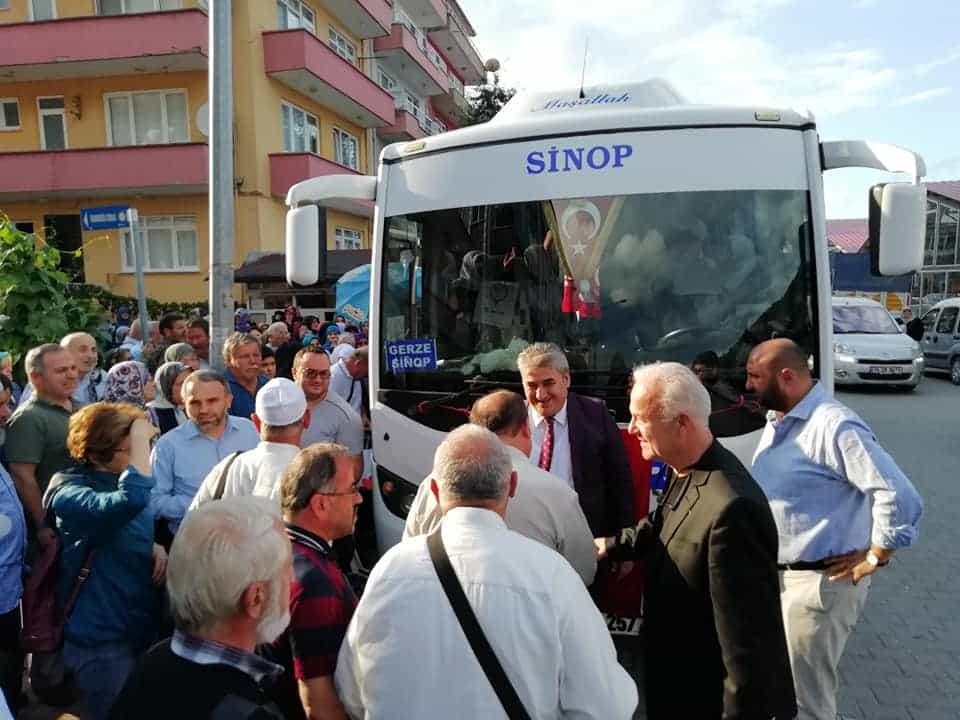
[404,390,597,585]
[18,332,106,408]
[746,338,923,720]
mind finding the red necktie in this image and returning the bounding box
[538,416,555,471]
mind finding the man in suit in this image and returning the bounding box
[516,342,634,540]
[603,361,796,719]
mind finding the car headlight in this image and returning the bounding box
[834,342,856,355]
[911,343,922,358]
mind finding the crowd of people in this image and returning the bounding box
[0,317,923,719]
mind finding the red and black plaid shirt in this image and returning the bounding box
[265,524,357,720]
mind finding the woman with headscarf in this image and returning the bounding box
[146,362,191,435]
[103,361,154,409]
[162,342,200,370]
[320,323,340,354]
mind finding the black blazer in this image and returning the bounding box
[638,441,796,720]
[565,392,635,538]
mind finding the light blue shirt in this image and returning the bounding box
[0,464,27,613]
[150,416,259,533]
[752,382,922,564]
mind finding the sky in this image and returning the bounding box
[461,0,960,219]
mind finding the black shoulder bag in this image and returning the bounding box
[427,530,532,720]
[213,451,243,501]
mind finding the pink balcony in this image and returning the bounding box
[269,153,374,217]
[0,144,208,201]
[374,24,448,97]
[314,0,392,38]
[0,10,207,82]
[398,0,447,29]
[429,8,485,85]
[263,29,395,128]
[377,109,427,143]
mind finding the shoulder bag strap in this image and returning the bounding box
[427,529,532,720]
[213,451,243,501]
[45,480,96,620]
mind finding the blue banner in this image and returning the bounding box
[385,339,437,373]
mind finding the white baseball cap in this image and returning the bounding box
[255,378,307,427]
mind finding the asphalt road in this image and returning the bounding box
[834,374,960,720]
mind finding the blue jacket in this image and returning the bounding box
[50,465,159,649]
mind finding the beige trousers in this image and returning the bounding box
[779,570,871,720]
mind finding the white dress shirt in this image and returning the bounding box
[188,441,301,509]
[528,402,573,489]
[403,446,597,585]
[329,359,363,415]
[336,507,637,719]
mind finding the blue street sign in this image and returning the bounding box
[80,205,131,231]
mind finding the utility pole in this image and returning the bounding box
[129,208,149,334]
[208,0,234,371]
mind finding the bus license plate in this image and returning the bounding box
[869,365,907,375]
[604,614,642,636]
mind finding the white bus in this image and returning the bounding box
[285,80,926,557]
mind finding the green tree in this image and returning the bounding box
[0,216,102,377]
[466,73,516,126]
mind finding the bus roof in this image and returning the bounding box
[381,79,816,163]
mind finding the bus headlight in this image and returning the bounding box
[376,464,419,520]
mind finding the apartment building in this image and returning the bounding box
[0,0,484,305]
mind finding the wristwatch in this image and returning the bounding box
[866,551,881,567]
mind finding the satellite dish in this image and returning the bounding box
[196,103,209,137]
[484,58,501,73]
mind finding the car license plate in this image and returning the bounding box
[603,613,642,636]
[869,365,907,375]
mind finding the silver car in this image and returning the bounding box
[832,297,924,389]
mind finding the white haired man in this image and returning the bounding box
[265,321,298,379]
[335,424,637,718]
[604,362,796,719]
[189,378,310,507]
[110,496,291,719]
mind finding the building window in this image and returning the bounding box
[277,0,314,33]
[31,0,55,20]
[38,96,66,150]
[924,199,938,266]
[377,68,397,94]
[99,0,180,14]
[335,227,363,250]
[333,128,359,170]
[107,90,189,146]
[0,99,19,130]
[281,102,319,154]
[122,215,198,272]
[936,202,958,266]
[0,1,10,9]
[14,221,35,234]
[328,27,356,65]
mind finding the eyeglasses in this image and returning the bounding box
[315,480,362,497]
[301,369,330,380]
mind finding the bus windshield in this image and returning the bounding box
[379,189,817,434]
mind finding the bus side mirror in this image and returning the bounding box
[868,182,925,277]
[286,205,327,286]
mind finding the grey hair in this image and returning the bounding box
[433,424,512,504]
[166,496,288,635]
[631,362,711,426]
[25,343,66,377]
[60,332,95,349]
[338,333,355,347]
[222,332,260,364]
[267,322,289,340]
[182,369,230,396]
[516,342,569,374]
[281,443,350,515]
[164,342,197,364]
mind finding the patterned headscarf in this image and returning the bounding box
[104,361,150,408]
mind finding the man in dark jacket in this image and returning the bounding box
[110,497,289,720]
[604,361,796,720]
[516,342,634,539]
